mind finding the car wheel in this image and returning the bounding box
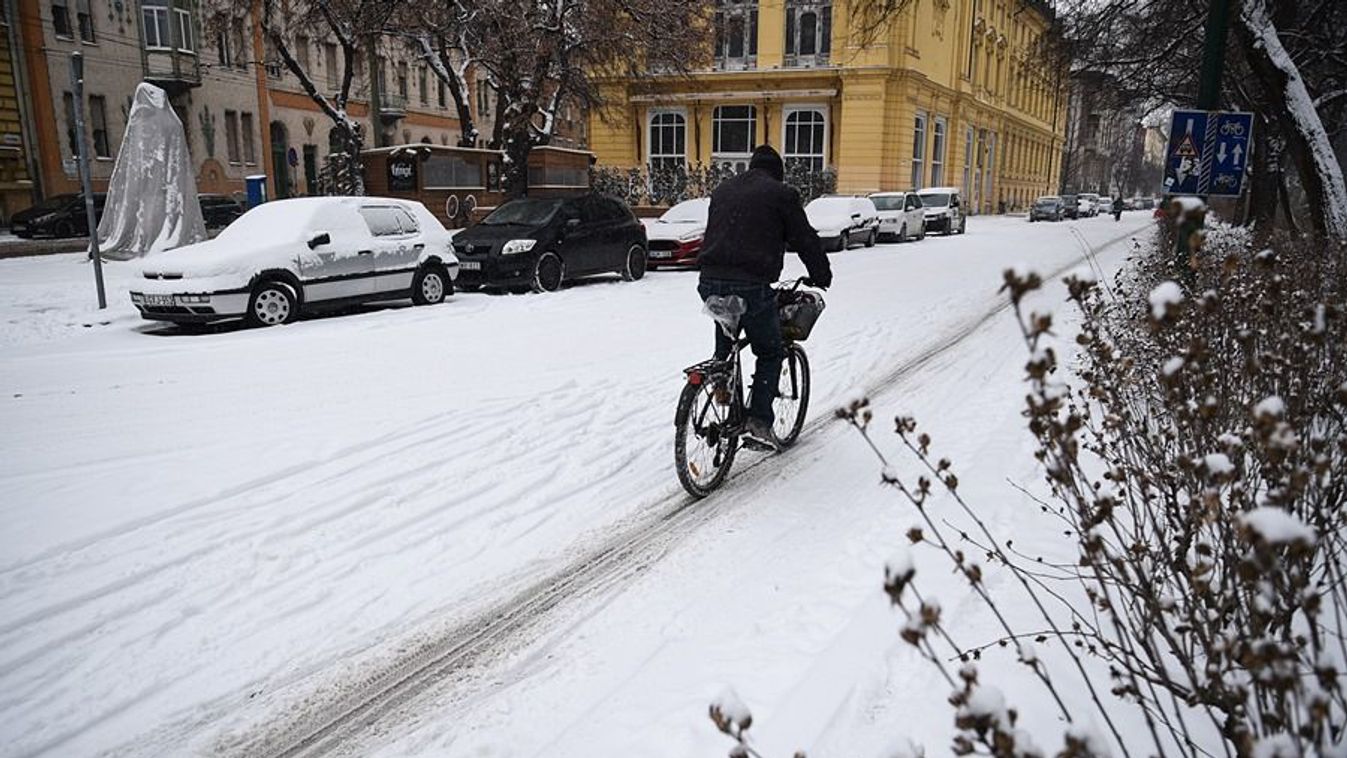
[411,263,450,305]
[246,280,298,327]
[897,224,908,243]
[532,251,564,293]
[621,244,647,282]
[54,221,76,238]
[958,218,967,234]
[838,232,850,251]
[865,229,877,247]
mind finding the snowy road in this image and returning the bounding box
[0,214,1153,756]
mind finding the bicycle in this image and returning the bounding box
[673,278,826,498]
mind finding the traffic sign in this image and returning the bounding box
[1163,109,1254,197]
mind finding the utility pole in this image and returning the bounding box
[69,52,106,310]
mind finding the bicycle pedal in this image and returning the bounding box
[740,437,779,453]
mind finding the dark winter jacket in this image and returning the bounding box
[697,169,832,287]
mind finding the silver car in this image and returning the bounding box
[869,191,927,242]
[131,197,460,327]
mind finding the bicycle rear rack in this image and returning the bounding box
[683,358,732,384]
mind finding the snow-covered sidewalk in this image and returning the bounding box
[0,215,1153,756]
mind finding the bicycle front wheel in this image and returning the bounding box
[772,345,811,448]
[674,380,739,498]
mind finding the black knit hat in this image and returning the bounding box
[749,144,784,181]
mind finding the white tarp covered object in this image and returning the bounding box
[97,83,206,260]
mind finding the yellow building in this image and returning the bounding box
[589,0,1066,214]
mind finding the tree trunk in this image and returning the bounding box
[1236,0,1347,239]
[1247,113,1277,230]
[502,130,531,198]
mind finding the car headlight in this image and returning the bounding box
[501,239,537,255]
[177,294,209,304]
[130,293,145,304]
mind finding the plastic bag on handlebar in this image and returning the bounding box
[703,295,748,337]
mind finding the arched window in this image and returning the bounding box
[783,108,826,171]
[713,0,757,71]
[648,111,687,171]
[785,0,831,67]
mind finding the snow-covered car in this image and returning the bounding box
[130,196,459,327]
[644,198,709,268]
[917,187,967,235]
[1029,196,1065,222]
[868,191,926,242]
[1076,196,1094,218]
[1078,193,1101,217]
[805,195,880,251]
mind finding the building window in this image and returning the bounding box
[418,66,428,105]
[52,0,72,37]
[930,117,947,186]
[230,18,246,68]
[225,110,240,163]
[216,24,233,66]
[175,7,193,52]
[784,1,830,66]
[648,110,686,171]
[76,0,95,42]
[241,112,256,164]
[294,35,309,70]
[476,80,492,119]
[324,43,338,89]
[89,95,109,157]
[783,108,825,171]
[437,78,446,108]
[713,1,757,71]
[910,112,926,189]
[142,2,170,50]
[397,62,409,98]
[712,104,756,171]
[963,126,974,197]
[63,92,77,156]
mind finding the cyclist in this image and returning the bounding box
[696,144,833,450]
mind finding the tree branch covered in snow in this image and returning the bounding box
[826,227,1347,756]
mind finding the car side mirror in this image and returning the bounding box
[851,213,861,219]
[565,217,581,228]
[308,231,331,249]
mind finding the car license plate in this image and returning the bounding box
[459,261,481,271]
[145,294,175,306]
[650,251,672,259]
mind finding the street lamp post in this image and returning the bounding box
[69,51,106,309]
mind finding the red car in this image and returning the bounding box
[643,198,709,268]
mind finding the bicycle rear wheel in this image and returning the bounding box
[674,380,739,497]
[772,344,811,448]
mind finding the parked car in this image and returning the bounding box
[451,193,648,292]
[917,187,967,235]
[9,193,106,238]
[199,194,245,229]
[869,191,926,242]
[130,197,459,327]
[1076,196,1095,218]
[1059,193,1080,219]
[805,195,880,251]
[1029,196,1065,222]
[643,197,709,268]
[1079,192,1102,217]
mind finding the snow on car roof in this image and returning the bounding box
[918,186,960,194]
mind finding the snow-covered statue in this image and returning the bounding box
[97,83,206,259]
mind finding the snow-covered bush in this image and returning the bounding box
[822,231,1347,756]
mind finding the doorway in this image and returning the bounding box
[270,121,291,199]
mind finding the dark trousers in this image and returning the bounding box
[698,278,783,425]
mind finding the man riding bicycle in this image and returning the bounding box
[697,144,833,451]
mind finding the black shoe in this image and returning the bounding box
[741,417,781,452]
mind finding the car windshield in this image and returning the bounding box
[216,201,317,243]
[1036,197,1060,205]
[920,193,951,207]
[870,196,906,211]
[33,194,79,211]
[482,198,560,226]
[660,199,709,223]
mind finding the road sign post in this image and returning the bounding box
[69,52,106,310]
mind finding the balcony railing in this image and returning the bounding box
[143,50,201,93]
[378,92,407,120]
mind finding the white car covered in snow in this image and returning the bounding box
[805,195,880,251]
[869,191,927,242]
[643,197,710,268]
[130,197,459,327]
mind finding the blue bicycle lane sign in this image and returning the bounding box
[1163,110,1254,197]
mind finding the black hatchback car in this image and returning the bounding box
[9,193,106,238]
[452,194,648,292]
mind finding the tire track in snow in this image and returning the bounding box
[224,228,1143,758]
